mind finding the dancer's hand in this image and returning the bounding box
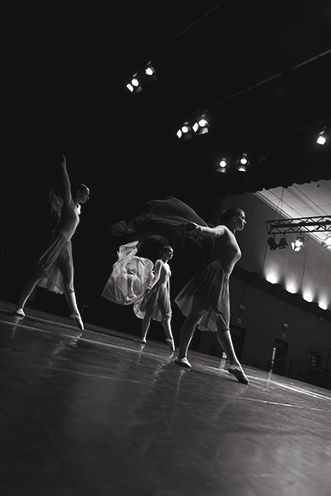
[61,154,67,167]
[184,222,199,232]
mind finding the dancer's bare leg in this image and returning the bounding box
[217,329,248,384]
[216,330,240,367]
[162,316,175,351]
[175,305,204,368]
[141,314,151,343]
[177,307,204,359]
[65,291,84,330]
[14,267,45,316]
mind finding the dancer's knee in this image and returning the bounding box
[163,313,172,323]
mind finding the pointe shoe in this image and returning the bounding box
[70,314,84,331]
[175,357,191,369]
[228,366,249,384]
[12,308,25,318]
[165,338,175,352]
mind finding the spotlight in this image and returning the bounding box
[321,234,331,249]
[235,153,250,172]
[125,62,157,94]
[267,236,279,251]
[192,115,209,135]
[143,63,157,84]
[176,122,193,140]
[291,235,305,252]
[216,158,227,173]
[278,236,288,249]
[316,129,327,145]
[126,75,142,94]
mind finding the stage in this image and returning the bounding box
[1,300,330,496]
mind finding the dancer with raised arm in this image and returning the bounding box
[174,208,249,384]
[13,155,90,330]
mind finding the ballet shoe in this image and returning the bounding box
[12,308,25,318]
[165,338,175,352]
[70,314,84,331]
[175,357,191,369]
[228,366,249,384]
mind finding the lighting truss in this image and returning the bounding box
[267,216,331,235]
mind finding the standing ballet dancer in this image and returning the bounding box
[13,155,89,330]
[174,207,249,384]
[134,245,176,351]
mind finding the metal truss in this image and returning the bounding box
[267,215,331,235]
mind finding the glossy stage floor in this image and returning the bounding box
[1,300,331,496]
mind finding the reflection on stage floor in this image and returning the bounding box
[1,301,331,496]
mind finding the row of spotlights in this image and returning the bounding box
[125,71,329,151]
[268,232,331,252]
[126,64,157,93]
[176,115,209,139]
[267,234,305,252]
[217,153,251,173]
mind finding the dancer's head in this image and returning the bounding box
[220,207,246,231]
[159,245,174,260]
[72,183,90,204]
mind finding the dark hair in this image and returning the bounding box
[220,207,244,224]
[71,183,89,196]
[159,245,173,257]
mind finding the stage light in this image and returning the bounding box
[145,65,155,76]
[192,116,209,135]
[235,153,250,172]
[278,236,288,249]
[291,235,304,252]
[126,75,142,94]
[216,158,227,173]
[176,122,193,140]
[125,62,157,94]
[321,234,331,249]
[267,236,278,251]
[316,129,326,145]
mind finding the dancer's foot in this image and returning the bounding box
[70,314,84,331]
[175,357,191,369]
[228,365,249,384]
[12,308,25,318]
[165,338,175,352]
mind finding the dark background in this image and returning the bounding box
[2,0,331,337]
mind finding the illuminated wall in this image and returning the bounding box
[221,192,331,311]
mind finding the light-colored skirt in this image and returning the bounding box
[133,284,172,322]
[175,259,230,333]
[36,231,74,294]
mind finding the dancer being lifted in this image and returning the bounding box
[13,155,89,330]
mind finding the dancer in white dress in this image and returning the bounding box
[133,245,175,351]
[13,155,89,330]
[102,243,175,352]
